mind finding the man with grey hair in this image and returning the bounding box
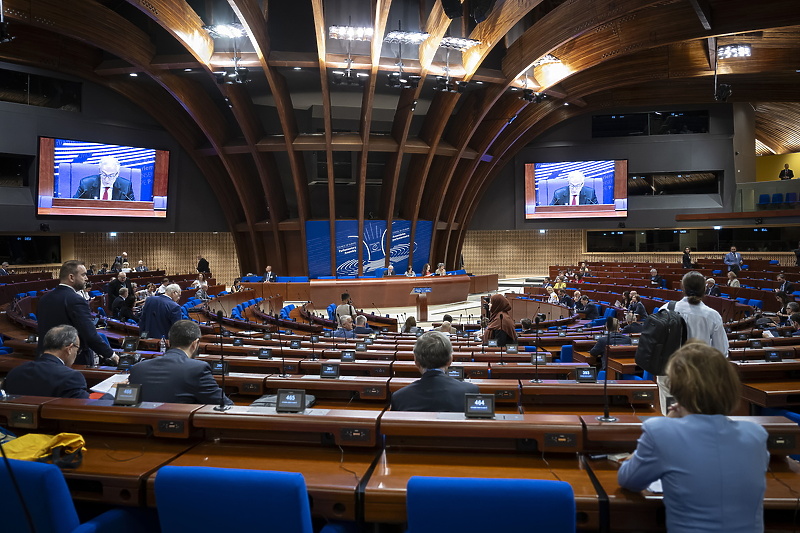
[130,320,232,405]
[0,261,9,275]
[391,331,479,412]
[139,283,182,339]
[333,315,357,339]
[5,325,100,398]
[73,155,135,201]
[550,170,599,206]
[353,315,374,335]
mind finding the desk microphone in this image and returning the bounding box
[530,316,542,383]
[372,302,383,318]
[214,310,230,411]
[597,316,618,423]
[277,321,288,378]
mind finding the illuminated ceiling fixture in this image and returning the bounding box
[517,70,544,103]
[434,39,468,93]
[385,21,423,89]
[384,30,429,45]
[329,25,373,41]
[0,0,13,43]
[439,36,481,51]
[533,54,561,67]
[717,44,751,59]
[205,22,249,84]
[712,40,732,101]
[203,23,246,39]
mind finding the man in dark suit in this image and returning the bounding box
[589,317,633,357]
[263,265,277,282]
[135,260,148,272]
[776,273,795,295]
[196,255,210,274]
[0,261,9,275]
[391,331,479,412]
[5,325,105,399]
[705,277,721,297]
[558,289,574,309]
[72,156,135,201]
[108,271,133,304]
[353,315,374,335]
[139,284,182,339]
[779,163,794,180]
[36,261,118,367]
[112,287,136,323]
[649,268,664,287]
[129,320,232,405]
[550,170,599,206]
[575,296,599,320]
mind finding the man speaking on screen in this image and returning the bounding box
[73,155,135,201]
[550,170,598,206]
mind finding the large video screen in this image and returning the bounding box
[524,160,628,219]
[36,137,170,218]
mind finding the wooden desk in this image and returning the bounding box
[213,372,268,396]
[392,361,489,379]
[197,354,303,374]
[0,395,57,430]
[150,441,375,521]
[487,362,587,380]
[388,378,521,404]
[520,380,658,407]
[363,451,599,529]
[264,375,390,402]
[742,382,800,408]
[300,359,393,377]
[732,358,800,381]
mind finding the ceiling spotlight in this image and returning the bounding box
[533,54,561,67]
[214,66,249,84]
[203,23,246,39]
[439,0,463,19]
[384,31,429,45]
[440,36,481,51]
[714,83,732,101]
[329,25,373,41]
[519,89,545,103]
[293,67,302,71]
[386,71,421,89]
[332,69,367,87]
[434,77,468,93]
[717,44,751,59]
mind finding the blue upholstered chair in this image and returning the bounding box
[558,344,573,363]
[757,193,771,208]
[0,458,155,533]
[406,476,575,533]
[155,466,315,533]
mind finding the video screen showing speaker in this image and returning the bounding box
[524,160,628,219]
[37,137,170,218]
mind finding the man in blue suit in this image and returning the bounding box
[5,325,104,398]
[550,170,599,206]
[72,156,135,201]
[36,261,118,367]
[129,320,232,405]
[391,331,479,412]
[139,284,182,339]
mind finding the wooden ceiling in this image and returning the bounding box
[1,0,798,274]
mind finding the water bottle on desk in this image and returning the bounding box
[160,336,166,353]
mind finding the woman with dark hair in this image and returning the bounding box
[402,316,417,333]
[482,294,517,347]
[619,341,768,533]
[776,291,793,322]
[421,263,432,277]
[231,278,244,293]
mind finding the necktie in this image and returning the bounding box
[103,187,110,200]
[571,195,577,205]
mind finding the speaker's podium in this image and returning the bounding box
[411,287,432,322]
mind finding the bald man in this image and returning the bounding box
[73,155,135,201]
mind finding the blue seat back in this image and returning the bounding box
[757,193,770,205]
[772,193,784,204]
[559,344,573,363]
[155,466,314,533]
[406,476,575,533]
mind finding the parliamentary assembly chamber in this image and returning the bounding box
[0,0,799,531]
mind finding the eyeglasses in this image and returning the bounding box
[71,343,81,350]
[100,171,120,179]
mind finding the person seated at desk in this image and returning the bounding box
[231,278,244,293]
[558,288,574,309]
[762,303,800,337]
[333,316,357,339]
[541,277,552,289]
[384,265,395,277]
[575,296,598,320]
[775,273,795,295]
[546,286,559,304]
[621,314,645,334]
[391,331,479,412]
[433,314,454,333]
[4,325,109,399]
[704,277,721,297]
[405,265,415,277]
[434,263,447,276]
[421,263,432,277]
[112,287,136,323]
[402,316,417,333]
[262,265,277,283]
[483,294,517,347]
[72,156,135,201]
[618,341,768,533]
[353,315,374,335]
[726,271,740,288]
[129,320,233,406]
[649,268,663,287]
[589,317,632,357]
[553,276,567,290]
[519,318,535,335]
[628,294,648,319]
[156,277,170,295]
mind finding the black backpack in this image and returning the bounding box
[634,301,687,375]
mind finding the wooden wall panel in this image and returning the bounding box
[463,230,797,277]
[72,232,240,286]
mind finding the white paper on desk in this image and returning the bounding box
[90,373,129,394]
[647,479,663,493]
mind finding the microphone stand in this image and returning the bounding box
[277,322,288,378]
[530,316,542,383]
[214,310,230,411]
[596,325,617,422]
